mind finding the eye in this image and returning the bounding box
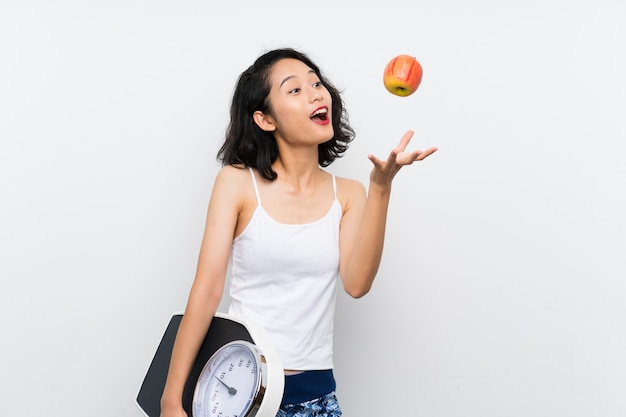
[289,87,301,94]
[313,81,323,88]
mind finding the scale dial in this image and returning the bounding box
[192,340,265,417]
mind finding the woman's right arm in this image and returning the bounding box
[160,166,245,417]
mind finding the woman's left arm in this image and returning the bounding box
[339,130,437,298]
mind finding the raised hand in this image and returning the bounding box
[367,130,437,186]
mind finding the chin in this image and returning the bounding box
[322,128,335,144]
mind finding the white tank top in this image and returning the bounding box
[227,168,342,370]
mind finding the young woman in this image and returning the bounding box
[159,48,437,417]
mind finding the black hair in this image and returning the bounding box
[217,48,355,181]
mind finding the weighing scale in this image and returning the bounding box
[136,312,284,417]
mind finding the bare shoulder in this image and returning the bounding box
[211,165,254,203]
[335,175,366,210]
[335,175,365,194]
[215,165,250,190]
[215,164,250,183]
[212,165,258,237]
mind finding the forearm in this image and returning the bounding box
[342,182,392,298]
[161,283,222,407]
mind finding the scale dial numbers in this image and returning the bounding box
[193,341,263,417]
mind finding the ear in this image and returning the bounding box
[253,111,277,132]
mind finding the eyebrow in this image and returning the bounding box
[279,69,316,89]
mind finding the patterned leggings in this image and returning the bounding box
[276,391,342,417]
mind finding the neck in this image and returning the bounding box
[272,147,323,189]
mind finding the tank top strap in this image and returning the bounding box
[331,174,337,199]
[248,167,262,207]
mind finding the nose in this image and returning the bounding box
[310,87,323,103]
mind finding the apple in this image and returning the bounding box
[383,54,423,97]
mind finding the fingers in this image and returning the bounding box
[369,132,437,167]
[395,131,437,163]
[402,146,438,164]
[367,153,379,163]
[395,149,421,166]
[395,130,415,153]
[368,149,397,167]
[416,146,438,161]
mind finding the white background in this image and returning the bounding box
[1,1,625,416]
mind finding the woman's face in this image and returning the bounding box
[260,58,334,147]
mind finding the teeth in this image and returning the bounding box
[311,108,327,117]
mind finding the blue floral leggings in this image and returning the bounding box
[276,391,342,417]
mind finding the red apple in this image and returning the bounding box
[383,55,423,97]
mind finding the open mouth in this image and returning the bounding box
[310,106,329,124]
